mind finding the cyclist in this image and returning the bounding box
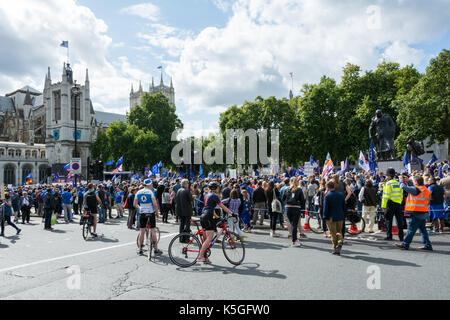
[134,179,162,256]
[82,183,102,237]
[199,181,234,264]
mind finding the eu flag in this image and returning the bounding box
[427,153,438,167]
[106,160,114,166]
[116,156,123,168]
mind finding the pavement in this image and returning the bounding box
[0,210,449,300]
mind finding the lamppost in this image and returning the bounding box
[71,84,81,186]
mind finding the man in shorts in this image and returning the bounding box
[83,183,102,237]
[134,179,162,256]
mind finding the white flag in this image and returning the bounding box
[358,151,370,172]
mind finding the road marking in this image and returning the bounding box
[0,232,178,274]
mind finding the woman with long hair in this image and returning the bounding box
[282,177,306,247]
[266,180,281,237]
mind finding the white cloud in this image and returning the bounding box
[164,0,450,118]
[0,0,151,115]
[213,0,234,12]
[119,2,160,22]
[382,41,426,67]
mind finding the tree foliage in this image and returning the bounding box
[91,93,182,171]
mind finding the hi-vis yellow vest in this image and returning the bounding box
[381,179,402,209]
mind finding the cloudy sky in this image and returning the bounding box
[0,0,449,137]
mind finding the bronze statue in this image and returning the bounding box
[369,110,396,160]
[406,136,425,158]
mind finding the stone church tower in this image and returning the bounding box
[44,63,95,178]
[129,74,175,109]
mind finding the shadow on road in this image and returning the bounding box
[176,262,286,279]
[0,243,9,248]
[86,235,120,243]
[244,241,286,251]
[341,255,421,267]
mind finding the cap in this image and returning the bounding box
[144,179,152,186]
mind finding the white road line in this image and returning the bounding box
[0,232,178,274]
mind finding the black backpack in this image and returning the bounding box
[284,189,298,205]
[85,191,97,208]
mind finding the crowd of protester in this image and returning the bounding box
[1,161,448,255]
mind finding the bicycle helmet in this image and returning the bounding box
[208,181,220,191]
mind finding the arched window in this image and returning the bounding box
[41,151,46,159]
[15,150,22,157]
[4,164,15,185]
[0,148,4,156]
[32,150,38,158]
[25,150,31,158]
[8,149,14,157]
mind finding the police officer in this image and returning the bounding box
[381,168,404,241]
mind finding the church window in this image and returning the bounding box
[53,90,61,121]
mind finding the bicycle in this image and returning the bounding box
[137,224,161,262]
[305,210,325,234]
[168,217,245,268]
[82,211,94,240]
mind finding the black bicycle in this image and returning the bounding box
[82,212,94,240]
[344,210,365,235]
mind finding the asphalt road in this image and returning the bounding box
[0,211,449,300]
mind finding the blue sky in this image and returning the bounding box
[0,0,449,138]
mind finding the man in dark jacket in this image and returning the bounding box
[20,191,33,224]
[43,188,54,230]
[175,179,193,242]
[252,181,267,226]
[323,181,346,255]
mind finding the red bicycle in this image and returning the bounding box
[168,217,245,268]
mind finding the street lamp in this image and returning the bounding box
[71,84,81,186]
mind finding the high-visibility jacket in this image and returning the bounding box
[381,179,403,209]
[404,185,430,213]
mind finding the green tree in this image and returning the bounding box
[396,49,450,154]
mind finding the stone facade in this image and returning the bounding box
[130,75,175,109]
[0,64,126,185]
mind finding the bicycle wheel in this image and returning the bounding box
[137,230,149,249]
[82,221,91,240]
[148,234,153,261]
[168,233,201,268]
[345,214,365,235]
[155,227,161,243]
[307,211,323,234]
[222,232,245,266]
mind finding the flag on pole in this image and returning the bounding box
[106,160,114,166]
[151,163,159,176]
[60,41,69,48]
[369,140,378,175]
[199,165,203,177]
[116,156,123,168]
[321,153,334,178]
[358,151,370,172]
[25,173,32,185]
[427,153,438,167]
[112,164,123,173]
[63,163,70,171]
[402,151,409,173]
[158,161,163,168]
[343,158,350,173]
[161,170,168,178]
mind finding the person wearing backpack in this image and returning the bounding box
[1,193,21,236]
[359,180,377,233]
[266,181,281,237]
[83,183,102,237]
[282,177,306,247]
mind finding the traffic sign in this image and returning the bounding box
[71,158,82,174]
